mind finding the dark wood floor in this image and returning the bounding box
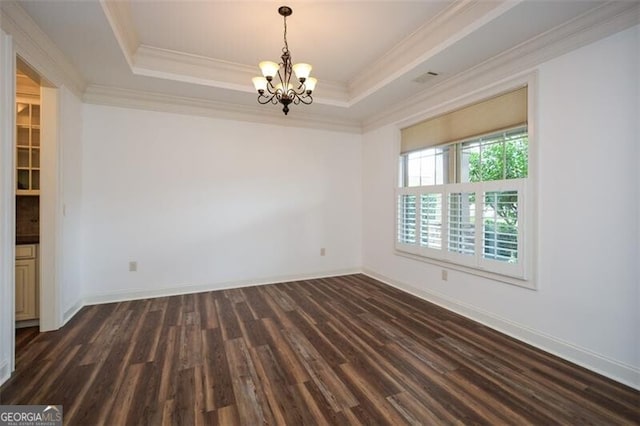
[1,274,638,425]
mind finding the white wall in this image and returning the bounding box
[362,25,639,387]
[81,106,362,301]
[59,86,83,320]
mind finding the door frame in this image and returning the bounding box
[0,28,16,386]
[0,31,62,385]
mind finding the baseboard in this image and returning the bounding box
[82,268,361,306]
[0,359,9,387]
[62,299,84,326]
[15,319,39,329]
[362,268,640,391]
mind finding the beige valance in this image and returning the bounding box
[401,87,527,154]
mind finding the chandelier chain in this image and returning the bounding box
[282,15,289,53]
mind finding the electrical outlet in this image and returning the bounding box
[320,248,326,256]
[441,269,448,281]
[129,261,137,272]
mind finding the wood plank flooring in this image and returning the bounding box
[1,274,638,425]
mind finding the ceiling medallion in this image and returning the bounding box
[252,6,317,115]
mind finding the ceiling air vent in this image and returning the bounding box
[413,71,440,84]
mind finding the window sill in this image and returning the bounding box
[394,249,536,290]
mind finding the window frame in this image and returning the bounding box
[393,75,537,290]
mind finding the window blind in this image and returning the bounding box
[401,87,527,154]
[420,193,442,250]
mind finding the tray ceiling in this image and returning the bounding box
[14,0,635,127]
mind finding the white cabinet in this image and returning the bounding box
[15,244,38,321]
[16,100,40,195]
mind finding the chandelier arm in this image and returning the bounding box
[264,81,277,95]
[298,95,313,105]
[285,70,292,92]
[257,92,277,105]
[276,66,286,91]
[257,96,273,105]
[289,84,307,96]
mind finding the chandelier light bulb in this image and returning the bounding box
[259,61,279,79]
[292,63,312,81]
[304,77,317,93]
[252,76,268,93]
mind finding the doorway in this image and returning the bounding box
[7,53,61,367]
[15,58,41,339]
[0,29,63,386]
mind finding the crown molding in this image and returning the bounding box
[133,45,350,107]
[99,0,350,107]
[0,1,85,97]
[133,44,255,93]
[363,1,640,133]
[83,0,638,138]
[99,0,521,109]
[347,0,521,104]
[83,84,362,134]
[99,0,138,68]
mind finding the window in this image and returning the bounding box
[400,147,449,186]
[396,86,531,282]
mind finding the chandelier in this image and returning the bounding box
[252,6,317,115]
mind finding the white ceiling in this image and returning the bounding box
[15,0,632,125]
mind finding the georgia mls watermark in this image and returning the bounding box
[0,405,62,426]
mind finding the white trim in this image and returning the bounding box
[394,250,532,289]
[134,45,260,94]
[83,268,361,306]
[38,86,61,332]
[83,85,362,134]
[62,299,84,326]
[0,28,16,388]
[362,268,640,391]
[0,1,85,97]
[348,0,519,105]
[15,319,39,329]
[133,45,350,107]
[0,359,9,386]
[100,0,349,106]
[98,0,137,68]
